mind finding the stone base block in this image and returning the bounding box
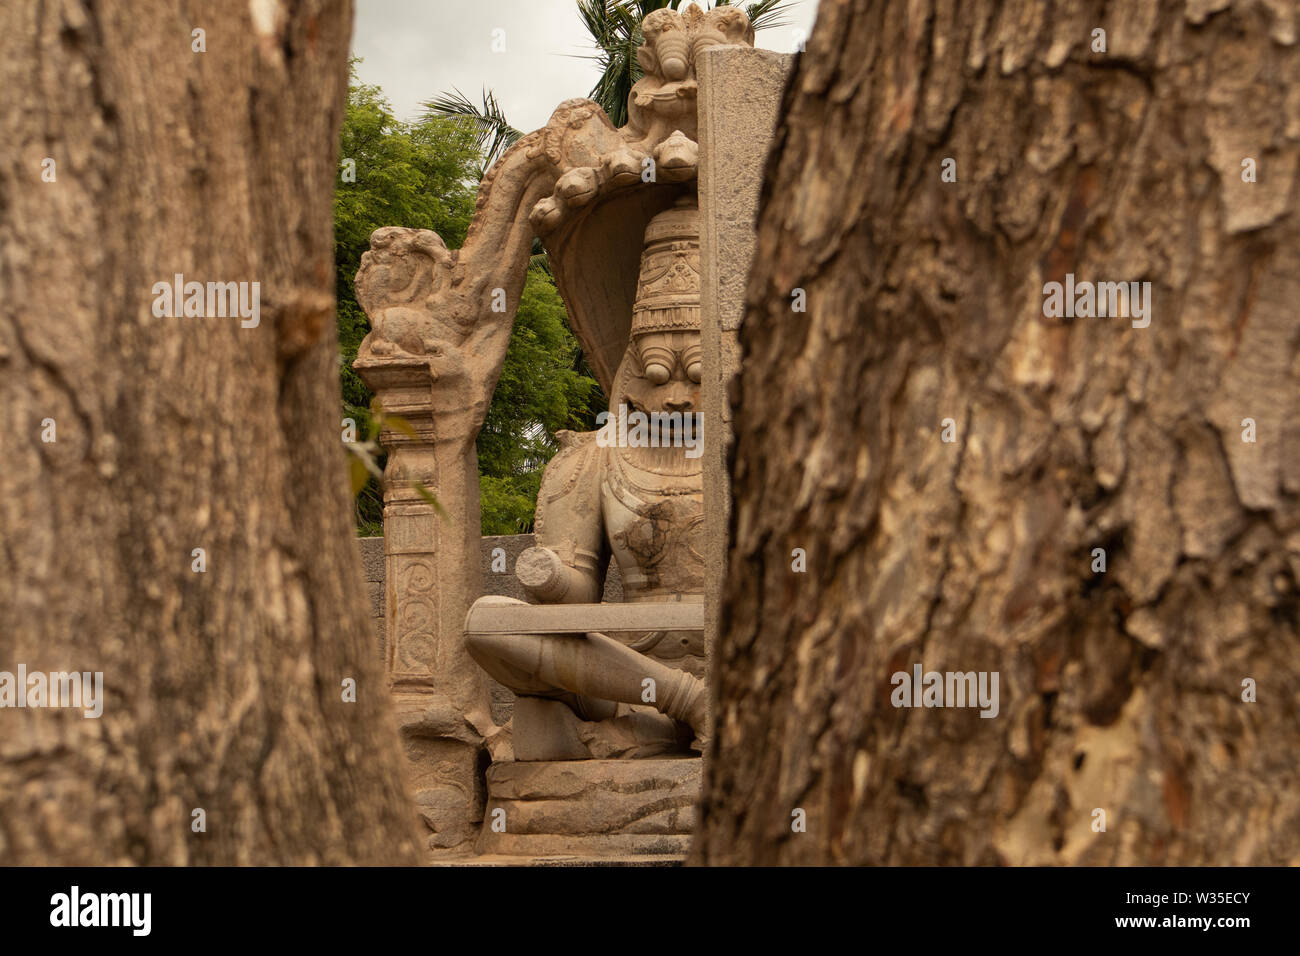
[476,758,700,860]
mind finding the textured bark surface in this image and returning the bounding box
[0,0,421,864]
[696,0,1300,865]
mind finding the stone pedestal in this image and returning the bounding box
[476,759,701,862]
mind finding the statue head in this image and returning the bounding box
[354,226,465,360]
[636,5,756,82]
[608,198,702,459]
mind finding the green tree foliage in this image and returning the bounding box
[335,61,603,537]
[335,61,480,534]
[478,269,601,533]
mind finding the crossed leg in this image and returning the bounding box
[465,628,707,736]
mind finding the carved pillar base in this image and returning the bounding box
[394,692,486,849]
[356,355,496,853]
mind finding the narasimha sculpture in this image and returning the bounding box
[467,199,710,760]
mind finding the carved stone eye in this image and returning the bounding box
[645,362,671,385]
[686,360,702,383]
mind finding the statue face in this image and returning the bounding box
[622,330,701,413]
[607,328,702,461]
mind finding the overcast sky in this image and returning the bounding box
[351,0,822,133]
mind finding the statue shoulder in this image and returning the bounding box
[555,428,598,452]
[538,429,604,506]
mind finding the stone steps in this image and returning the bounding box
[473,757,700,864]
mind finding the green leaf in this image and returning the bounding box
[350,455,372,496]
[412,482,448,518]
[383,412,419,441]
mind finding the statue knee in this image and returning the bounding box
[465,630,515,669]
[464,631,559,697]
[465,595,530,667]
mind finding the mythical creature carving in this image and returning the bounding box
[529,4,754,237]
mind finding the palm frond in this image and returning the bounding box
[742,0,797,32]
[421,86,523,174]
[581,0,647,127]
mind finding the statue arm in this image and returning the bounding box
[516,431,606,604]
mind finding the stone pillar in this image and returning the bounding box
[697,47,794,681]
[355,356,495,852]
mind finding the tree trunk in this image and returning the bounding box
[0,0,421,864]
[696,0,1300,865]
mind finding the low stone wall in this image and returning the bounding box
[357,534,623,727]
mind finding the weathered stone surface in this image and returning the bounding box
[697,46,794,729]
[511,696,690,761]
[365,581,384,621]
[475,833,692,859]
[357,535,385,583]
[476,758,700,858]
[357,537,388,660]
[466,599,704,635]
[482,534,538,602]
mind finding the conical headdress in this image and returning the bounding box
[630,199,701,337]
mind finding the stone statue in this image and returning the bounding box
[466,198,709,760]
[353,2,769,851]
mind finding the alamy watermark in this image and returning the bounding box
[1042,273,1151,328]
[50,886,150,936]
[0,665,103,718]
[891,665,999,718]
[151,274,261,328]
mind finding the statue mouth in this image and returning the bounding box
[636,79,698,105]
[621,396,700,447]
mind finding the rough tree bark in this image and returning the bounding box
[0,0,421,864]
[696,0,1299,865]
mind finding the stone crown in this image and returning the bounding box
[631,203,702,337]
